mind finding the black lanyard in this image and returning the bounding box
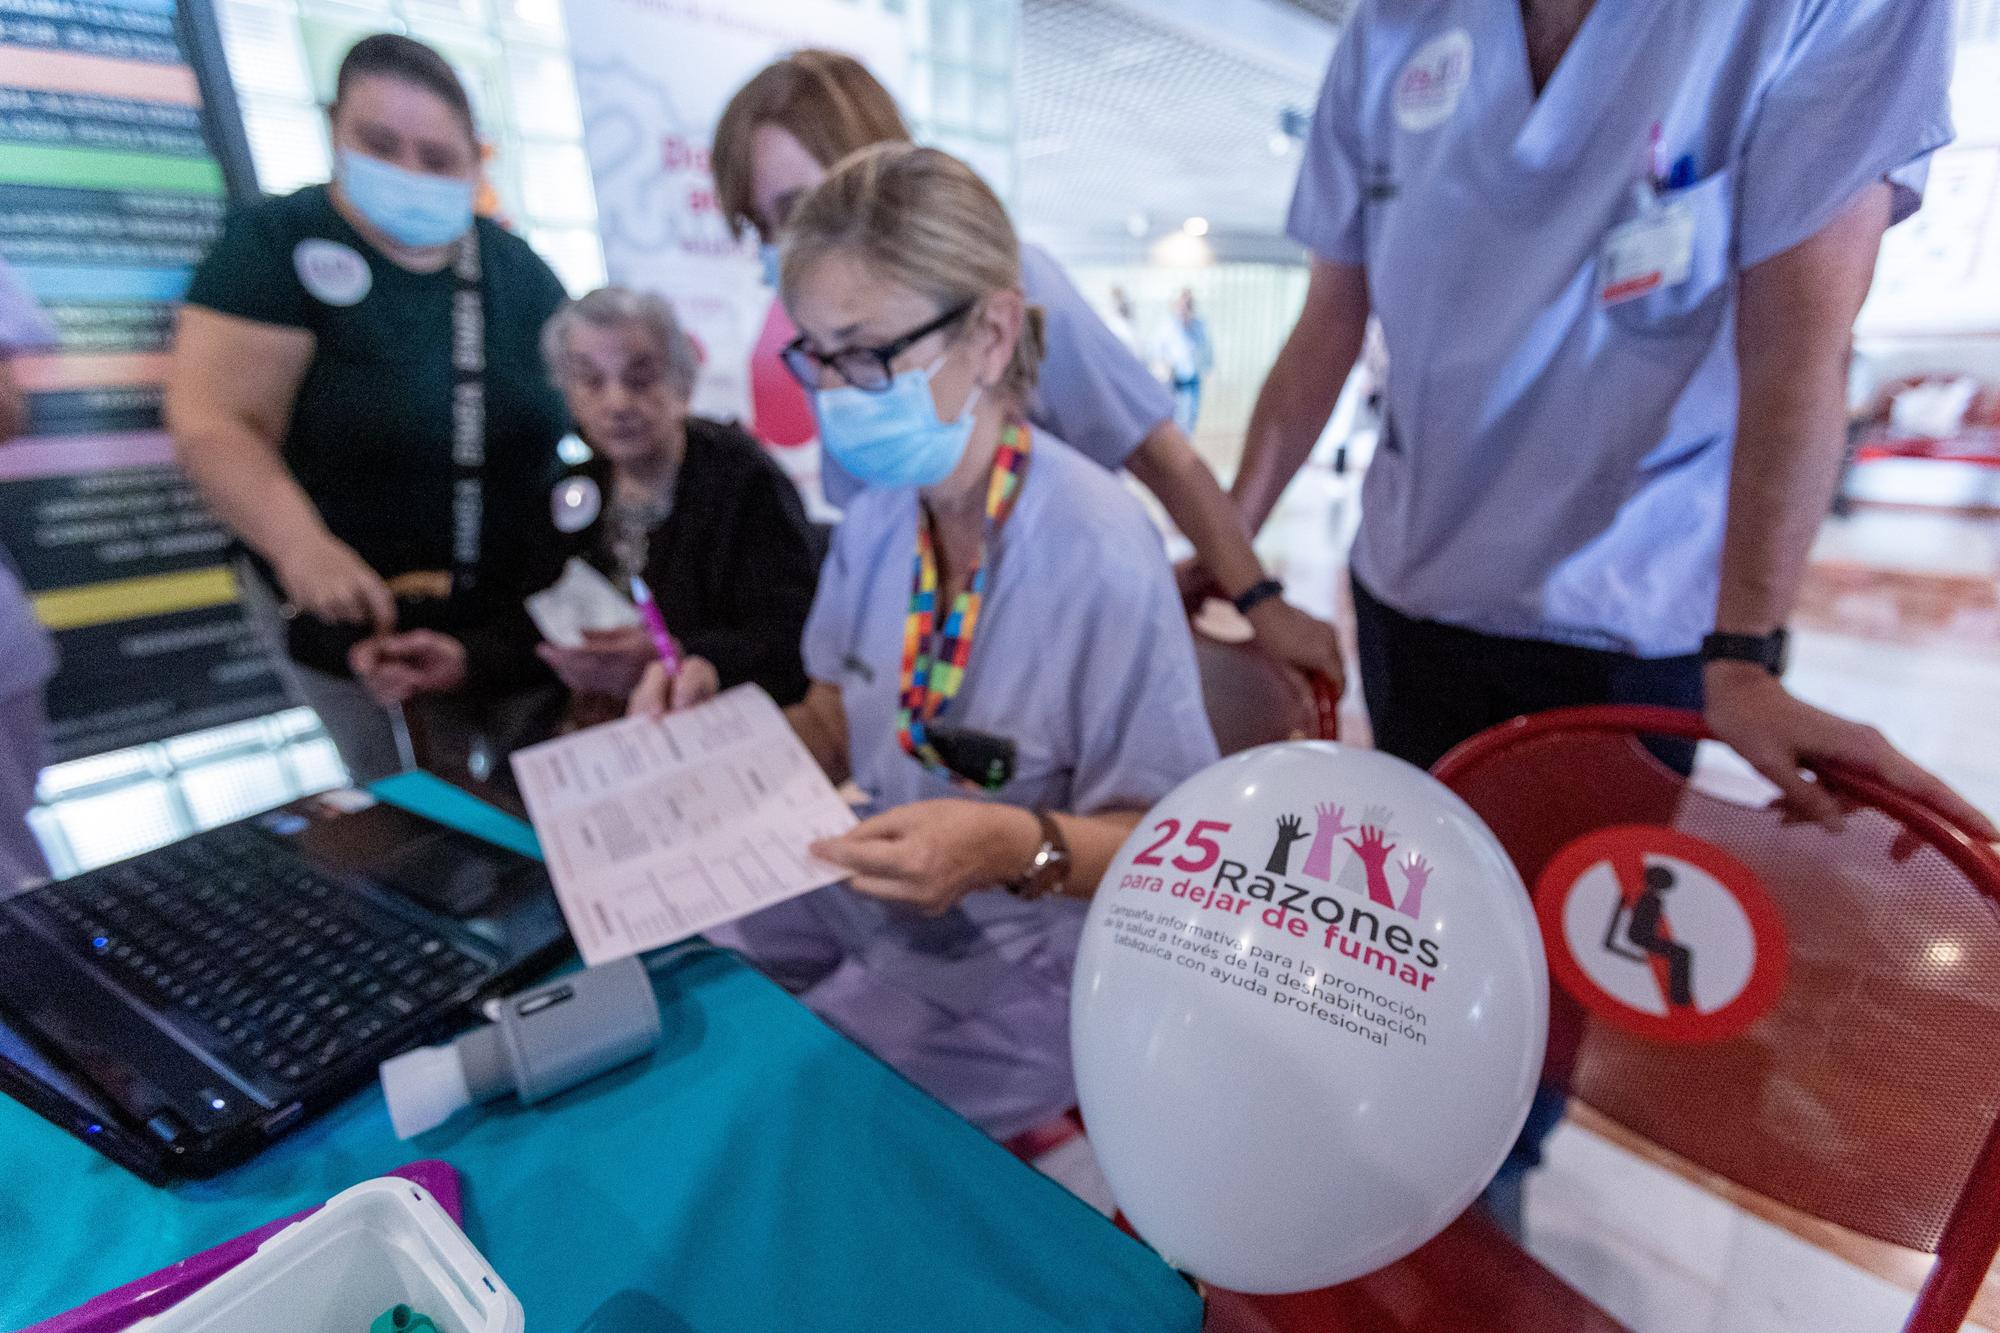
[449,229,484,598]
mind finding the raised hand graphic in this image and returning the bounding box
[1266,813,1311,876]
[1301,802,1351,881]
[1344,825,1400,908]
[1397,853,1432,919]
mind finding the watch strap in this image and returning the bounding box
[1701,629,1789,675]
[1232,578,1285,616]
[1008,811,1069,900]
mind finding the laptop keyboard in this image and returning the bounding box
[13,824,493,1090]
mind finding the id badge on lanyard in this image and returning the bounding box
[1599,183,1695,307]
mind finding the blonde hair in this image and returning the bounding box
[712,49,911,241]
[781,144,1046,399]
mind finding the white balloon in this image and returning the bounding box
[1071,742,1547,1294]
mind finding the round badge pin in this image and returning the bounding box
[551,475,602,533]
[1394,28,1474,134]
[293,238,373,307]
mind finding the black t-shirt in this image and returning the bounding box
[185,186,574,687]
[589,418,819,706]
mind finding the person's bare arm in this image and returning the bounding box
[165,306,393,628]
[0,359,27,442]
[808,802,1143,915]
[784,682,851,787]
[1231,258,1370,536]
[1707,182,1997,836]
[1126,421,1343,686]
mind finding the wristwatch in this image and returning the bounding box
[1232,578,1286,616]
[1701,629,1790,676]
[1007,811,1071,900]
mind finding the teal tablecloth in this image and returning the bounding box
[0,777,1199,1332]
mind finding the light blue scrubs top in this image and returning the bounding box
[808,430,1218,819]
[1291,0,1951,656]
[819,245,1175,508]
[779,431,1216,1136]
[0,259,56,699]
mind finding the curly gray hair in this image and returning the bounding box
[541,286,699,399]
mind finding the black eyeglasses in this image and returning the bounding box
[781,300,975,393]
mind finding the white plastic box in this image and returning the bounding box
[132,1177,523,1333]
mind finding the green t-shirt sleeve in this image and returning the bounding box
[184,201,314,330]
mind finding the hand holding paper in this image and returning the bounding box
[525,557,642,649]
[511,685,857,964]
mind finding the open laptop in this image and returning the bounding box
[0,792,569,1182]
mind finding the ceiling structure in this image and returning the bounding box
[1015,0,1351,258]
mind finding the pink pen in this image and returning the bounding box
[630,575,680,678]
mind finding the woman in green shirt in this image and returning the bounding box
[166,34,575,794]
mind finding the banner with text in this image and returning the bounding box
[559,0,906,511]
[0,0,285,760]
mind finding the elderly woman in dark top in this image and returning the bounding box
[536,287,818,712]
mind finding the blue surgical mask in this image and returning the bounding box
[336,148,475,249]
[759,243,781,289]
[813,355,982,489]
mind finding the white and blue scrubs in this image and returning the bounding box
[818,247,1174,509]
[1288,0,1951,1206]
[1292,0,1949,659]
[713,433,1219,1140]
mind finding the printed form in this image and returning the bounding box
[511,685,856,965]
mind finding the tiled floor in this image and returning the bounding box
[1212,458,2000,1330]
[1525,1116,1995,1333]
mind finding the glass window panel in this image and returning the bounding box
[931,1,975,62]
[931,65,974,129]
[241,95,331,194]
[273,707,327,740]
[527,225,606,294]
[505,43,582,138]
[973,72,1010,137]
[162,718,272,766]
[415,32,508,131]
[518,139,595,223]
[283,736,351,794]
[973,7,1012,72]
[399,0,488,29]
[178,753,294,829]
[501,0,564,37]
[35,745,155,801]
[219,0,315,100]
[47,783,187,873]
[297,13,386,103]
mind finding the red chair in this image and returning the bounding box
[1188,628,1341,755]
[1206,705,2000,1332]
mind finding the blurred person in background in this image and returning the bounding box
[0,257,57,894]
[1154,287,1213,435]
[1105,284,1140,353]
[711,49,1344,687]
[538,287,818,716]
[166,34,578,796]
[635,145,1217,1141]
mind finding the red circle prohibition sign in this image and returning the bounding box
[1534,825,1787,1045]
